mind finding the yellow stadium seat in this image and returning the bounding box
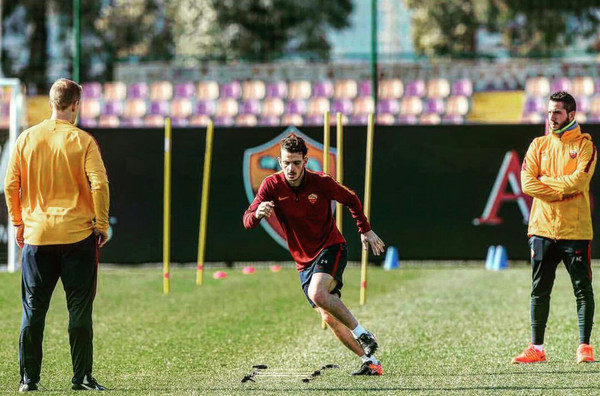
[215,98,238,117]
[197,81,219,100]
[590,96,600,114]
[103,82,127,101]
[307,97,330,116]
[288,80,312,100]
[242,80,266,100]
[427,78,450,98]
[189,114,212,126]
[281,113,303,126]
[376,113,395,125]
[575,112,587,124]
[80,99,101,119]
[262,98,285,117]
[378,79,404,99]
[446,96,469,116]
[123,99,147,118]
[334,79,358,99]
[420,113,441,124]
[353,97,375,115]
[522,112,543,124]
[572,76,594,97]
[525,77,550,97]
[144,114,165,127]
[400,96,423,115]
[150,81,173,101]
[98,115,120,128]
[170,98,193,118]
[236,114,258,126]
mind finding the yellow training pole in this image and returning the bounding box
[321,111,331,329]
[336,112,344,233]
[196,120,214,285]
[360,114,375,305]
[163,117,172,294]
[323,111,330,174]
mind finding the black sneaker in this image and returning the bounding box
[350,361,383,376]
[356,331,378,356]
[18,381,38,392]
[71,374,107,391]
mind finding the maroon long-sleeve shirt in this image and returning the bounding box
[243,169,371,271]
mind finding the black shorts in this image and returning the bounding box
[299,243,348,308]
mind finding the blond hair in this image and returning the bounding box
[49,78,82,111]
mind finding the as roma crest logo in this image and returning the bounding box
[308,193,318,204]
[570,149,577,159]
[243,127,336,249]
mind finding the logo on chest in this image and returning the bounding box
[308,193,318,204]
[570,149,578,159]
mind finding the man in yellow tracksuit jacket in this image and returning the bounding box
[512,91,597,364]
[4,78,109,391]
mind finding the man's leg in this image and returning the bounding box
[530,236,562,345]
[308,272,358,329]
[19,244,60,384]
[60,234,98,385]
[560,240,594,345]
[316,307,364,357]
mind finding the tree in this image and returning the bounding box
[210,0,353,61]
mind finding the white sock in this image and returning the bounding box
[352,324,367,339]
[360,355,379,365]
[532,344,544,351]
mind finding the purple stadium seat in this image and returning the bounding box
[281,114,303,126]
[377,99,400,115]
[575,95,591,114]
[214,116,235,126]
[144,114,165,127]
[397,114,418,124]
[103,101,124,116]
[149,100,170,116]
[236,114,258,127]
[524,96,545,113]
[220,81,241,99]
[424,98,445,114]
[358,80,372,97]
[551,77,571,93]
[349,114,368,125]
[376,113,395,125]
[442,114,464,124]
[174,82,196,98]
[332,99,353,115]
[258,116,281,126]
[170,117,189,127]
[266,81,287,98]
[404,79,426,97]
[285,99,307,115]
[195,100,216,116]
[313,81,334,98]
[378,79,403,99]
[98,115,120,128]
[304,114,324,126]
[333,79,357,99]
[240,100,261,115]
[587,113,600,123]
[451,79,473,97]
[120,117,144,127]
[82,82,102,99]
[128,82,149,99]
[79,118,98,128]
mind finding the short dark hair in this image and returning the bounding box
[281,133,308,157]
[549,91,576,113]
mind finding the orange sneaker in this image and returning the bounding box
[577,343,594,363]
[511,344,546,364]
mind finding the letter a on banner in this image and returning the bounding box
[473,150,532,225]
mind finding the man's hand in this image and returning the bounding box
[94,228,109,248]
[15,224,24,249]
[255,201,275,219]
[361,230,385,256]
[562,193,581,200]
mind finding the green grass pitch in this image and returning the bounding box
[0,264,599,395]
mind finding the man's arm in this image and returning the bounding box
[521,139,563,202]
[85,140,110,247]
[539,142,596,195]
[4,142,24,247]
[243,178,274,229]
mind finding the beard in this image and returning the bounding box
[551,117,572,131]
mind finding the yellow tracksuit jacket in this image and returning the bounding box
[4,119,110,245]
[521,122,596,240]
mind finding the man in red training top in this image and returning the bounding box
[243,133,385,376]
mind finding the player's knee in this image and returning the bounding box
[308,288,327,307]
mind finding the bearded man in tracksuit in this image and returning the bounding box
[243,133,385,376]
[512,91,597,364]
